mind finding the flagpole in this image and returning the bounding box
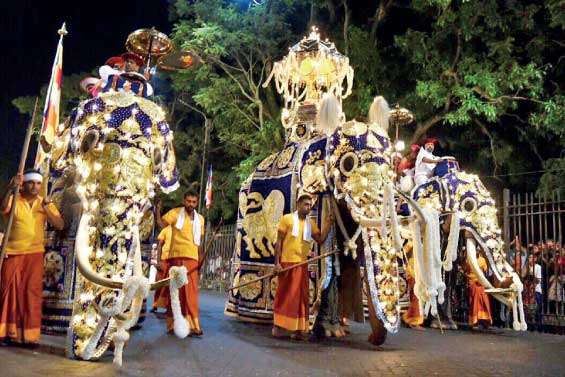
[0,98,40,278]
[35,22,67,172]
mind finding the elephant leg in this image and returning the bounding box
[443,266,458,330]
[429,264,458,330]
[312,275,343,339]
[363,275,387,346]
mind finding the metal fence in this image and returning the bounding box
[502,189,565,331]
[200,224,236,291]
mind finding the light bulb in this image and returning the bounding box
[395,140,405,152]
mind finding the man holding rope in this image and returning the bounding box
[0,169,63,346]
[156,191,205,337]
[272,192,332,340]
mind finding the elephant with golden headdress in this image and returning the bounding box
[226,95,430,345]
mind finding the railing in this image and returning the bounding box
[502,189,565,332]
[200,224,236,291]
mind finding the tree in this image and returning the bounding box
[10,0,564,221]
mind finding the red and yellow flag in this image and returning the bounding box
[34,23,66,169]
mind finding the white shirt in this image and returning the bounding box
[535,264,542,293]
[98,65,154,96]
[414,147,437,179]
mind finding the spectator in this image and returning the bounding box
[507,236,527,273]
[521,254,540,326]
[532,252,544,331]
[548,251,563,314]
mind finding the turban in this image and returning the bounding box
[121,52,145,67]
[105,56,125,67]
[423,137,438,146]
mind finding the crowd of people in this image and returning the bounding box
[508,237,565,330]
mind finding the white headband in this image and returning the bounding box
[23,172,43,183]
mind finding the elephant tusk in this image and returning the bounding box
[76,213,171,291]
[76,213,124,290]
[466,237,512,307]
[394,187,426,224]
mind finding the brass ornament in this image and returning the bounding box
[126,28,173,57]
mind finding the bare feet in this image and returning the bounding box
[290,331,308,341]
[272,326,287,338]
[334,328,346,337]
[409,324,425,331]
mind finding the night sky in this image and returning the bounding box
[0,0,171,176]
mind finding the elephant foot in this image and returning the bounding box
[325,327,346,338]
[430,318,458,330]
[368,319,387,346]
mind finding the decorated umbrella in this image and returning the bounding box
[157,50,202,71]
[389,104,414,151]
[263,26,354,129]
[126,27,173,74]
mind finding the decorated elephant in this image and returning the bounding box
[226,93,430,344]
[48,91,191,365]
[405,160,527,331]
[225,29,435,345]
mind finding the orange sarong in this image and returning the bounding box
[153,260,170,309]
[403,276,424,327]
[165,258,201,331]
[0,253,44,344]
[468,281,492,326]
[273,262,309,332]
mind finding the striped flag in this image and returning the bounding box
[205,165,213,209]
[35,23,67,169]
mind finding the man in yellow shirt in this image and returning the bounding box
[0,169,64,345]
[272,193,331,340]
[156,191,205,336]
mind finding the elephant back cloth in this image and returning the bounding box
[225,136,334,325]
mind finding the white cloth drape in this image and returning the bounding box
[175,208,201,246]
[292,211,312,241]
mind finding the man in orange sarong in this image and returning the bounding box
[156,191,205,336]
[402,242,424,330]
[272,193,331,340]
[151,224,172,312]
[0,170,64,345]
[466,251,492,329]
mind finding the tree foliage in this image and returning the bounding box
[10,0,564,222]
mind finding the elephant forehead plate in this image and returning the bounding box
[102,143,122,164]
[342,120,367,136]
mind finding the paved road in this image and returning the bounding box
[1,291,564,377]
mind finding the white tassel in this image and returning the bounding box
[112,329,129,367]
[442,213,460,271]
[169,266,190,338]
[317,94,343,136]
[386,184,403,253]
[368,96,390,135]
[411,208,443,317]
[112,276,150,366]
